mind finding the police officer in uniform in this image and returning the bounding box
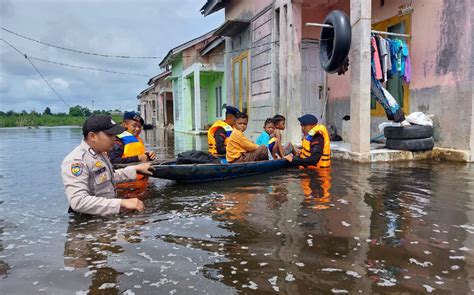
[284,114,331,169]
[61,115,153,215]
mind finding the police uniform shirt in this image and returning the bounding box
[61,140,137,215]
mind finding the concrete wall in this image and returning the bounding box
[301,0,473,151]
[224,0,272,20]
[182,38,224,69]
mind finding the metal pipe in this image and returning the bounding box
[370,29,411,38]
[305,22,411,38]
[306,22,334,28]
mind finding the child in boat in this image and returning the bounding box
[109,111,156,164]
[256,118,279,159]
[226,112,268,163]
[273,114,297,156]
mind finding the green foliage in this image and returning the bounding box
[0,107,122,127]
[43,107,52,115]
[68,105,91,117]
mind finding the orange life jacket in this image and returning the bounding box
[117,131,147,180]
[300,124,331,169]
[208,120,233,155]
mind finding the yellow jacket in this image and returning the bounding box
[226,129,258,163]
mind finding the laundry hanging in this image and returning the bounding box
[370,34,411,123]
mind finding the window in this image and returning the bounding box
[231,51,249,113]
[371,13,411,116]
[215,85,223,117]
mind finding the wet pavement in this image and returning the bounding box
[0,127,473,294]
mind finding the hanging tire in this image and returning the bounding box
[319,10,352,74]
[384,125,433,140]
[386,137,435,151]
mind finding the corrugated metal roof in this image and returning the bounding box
[147,70,172,86]
[200,0,229,16]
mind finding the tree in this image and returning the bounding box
[69,105,91,117]
[43,107,52,115]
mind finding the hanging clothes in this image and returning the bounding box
[376,35,390,82]
[371,37,383,80]
[385,38,392,79]
[399,41,411,83]
[389,39,399,75]
[403,54,411,83]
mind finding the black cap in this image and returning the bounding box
[123,111,144,125]
[298,114,318,125]
[83,115,126,137]
[225,106,240,116]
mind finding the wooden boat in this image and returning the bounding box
[150,159,289,183]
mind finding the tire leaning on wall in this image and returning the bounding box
[386,137,435,151]
[319,10,352,74]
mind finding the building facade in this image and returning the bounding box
[159,31,226,134]
[201,0,473,159]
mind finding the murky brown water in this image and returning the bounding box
[0,127,473,294]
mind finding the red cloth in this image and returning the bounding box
[371,37,383,80]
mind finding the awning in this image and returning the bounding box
[213,19,250,37]
[200,0,229,16]
[200,37,225,56]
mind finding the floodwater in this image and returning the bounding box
[0,127,473,294]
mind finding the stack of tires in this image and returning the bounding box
[384,125,434,151]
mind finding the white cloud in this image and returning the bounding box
[52,78,69,89]
[0,0,224,112]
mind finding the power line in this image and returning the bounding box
[2,27,159,59]
[2,26,324,62]
[0,38,70,108]
[29,56,151,77]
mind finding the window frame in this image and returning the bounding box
[231,51,250,113]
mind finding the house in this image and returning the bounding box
[149,70,174,128]
[159,30,226,134]
[201,0,474,160]
[137,70,174,128]
[137,85,154,125]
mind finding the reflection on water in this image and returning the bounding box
[0,127,473,294]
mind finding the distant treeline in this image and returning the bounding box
[0,105,122,127]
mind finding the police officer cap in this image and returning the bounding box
[298,114,318,125]
[123,111,145,125]
[225,106,240,116]
[83,115,126,137]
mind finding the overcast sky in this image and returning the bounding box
[0,0,223,113]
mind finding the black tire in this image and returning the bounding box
[319,10,352,74]
[384,125,433,140]
[386,137,434,151]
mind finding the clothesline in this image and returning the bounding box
[305,22,411,39]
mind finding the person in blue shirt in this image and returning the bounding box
[256,118,279,159]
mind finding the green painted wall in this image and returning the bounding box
[184,77,193,131]
[170,56,186,132]
[200,72,224,126]
[171,58,225,132]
